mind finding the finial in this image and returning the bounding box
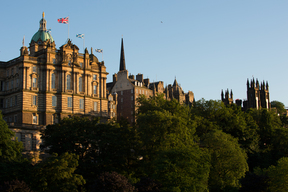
[22,35,25,47]
[42,12,45,18]
[91,47,93,54]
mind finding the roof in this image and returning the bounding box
[31,30,54,43]
[31,12,54,43]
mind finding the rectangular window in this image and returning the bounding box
[32,114,37,124]
[6,82,9,90]
[14,96,17,106]
[131,96,133,101]
[11,80,13,89]
[14,115,17,123]
[93,85,97,94]
[32,95,37,106]
[6,70,9,77]
[131,89,133,93]
[32,78,37,88]
[0,99,3,108]
[93,74,97,80]
[80,62,83,68]
[5,99,8,108]
[94,102,98,111]
[121,91,123,95]
[67,97,72,108]
[52,96,57,107]
[79,99,84,110]
[33,66,36,73]
[1,81,4,91]
[121,98,123,102]
[16,79,19,88]
[53,58,56,64]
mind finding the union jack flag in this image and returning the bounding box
[57,17,69,24]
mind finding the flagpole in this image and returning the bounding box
[83,35,85,52]
[68,16,70,39]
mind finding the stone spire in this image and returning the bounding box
[119,38,126,71]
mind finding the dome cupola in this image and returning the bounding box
[31,12,54,43]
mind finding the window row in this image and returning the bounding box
[31,95,98,111]
[6,67,19,77]
[0,96,18,108]
[0,79,20,91]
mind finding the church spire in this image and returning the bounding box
[119,38,126,71]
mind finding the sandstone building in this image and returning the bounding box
[0,13,113,151]
[107,39,194,123]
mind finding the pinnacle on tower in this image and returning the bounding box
[119,38,126,71]
[230,89,233,98]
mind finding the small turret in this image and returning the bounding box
[230,89,233,99]
[221,89,224,100]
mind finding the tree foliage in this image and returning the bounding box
[201,130,248,191]
[266,157,288,192]
[31,152,85,192]
[0,113,22,163]
[90,172,135,192]
[271,100,286,115]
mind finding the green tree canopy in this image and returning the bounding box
[266,157,288,192]
[0,113,22,162]
[31,152,85,192]
[201,130,248,191]
[151,146,210,192]
[271,100,286,115]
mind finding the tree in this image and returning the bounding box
[271,100,286,115]
[151,146,210,192]
[136,94,196,162]
[135,177,161,192]
[0,180,33,192]
[191,99,260,155]
[41,116,140,183]
[266,157,288,192]
[0,113,22,162]
[31,152,85,192]
[90,172,135,192]
[201,130,248,191]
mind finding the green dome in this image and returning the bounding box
[31,30,54,43]
[31,13,54,43]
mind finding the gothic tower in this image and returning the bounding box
[246,78,270,109]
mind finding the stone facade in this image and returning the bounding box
[0,14,112,151]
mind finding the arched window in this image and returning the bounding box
[67,74,71,90]
[79,76,82,92]
[51,73,56,89]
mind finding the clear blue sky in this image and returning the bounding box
[1,0,288,106]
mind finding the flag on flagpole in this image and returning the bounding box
[95,49,103,53]
[47,28,51,33]
[76,34,84,39]
[57,17,69,24]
